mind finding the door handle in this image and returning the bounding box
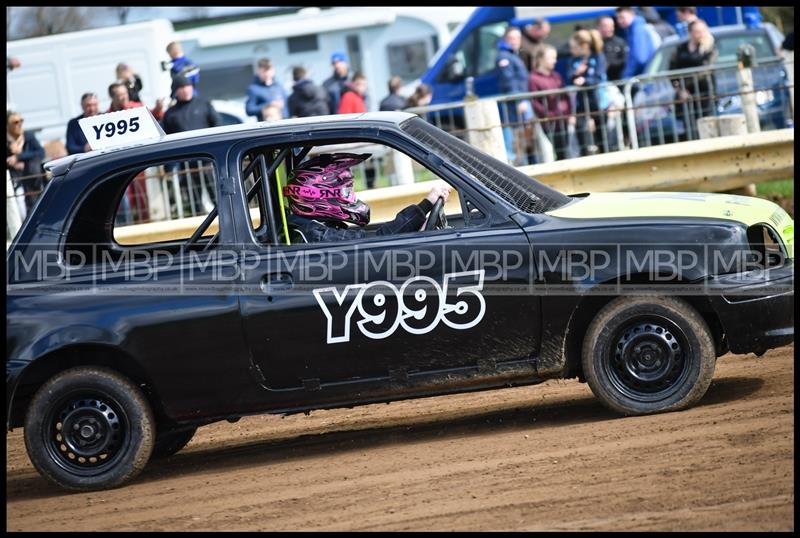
[260,272,293,293]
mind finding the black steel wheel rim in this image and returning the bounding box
[604,315,693,402]
[43,391,131,476]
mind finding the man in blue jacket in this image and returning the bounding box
[245,58,288,120]
[495,26,532,165]
[616,7,660,79]
[65,92,100,155]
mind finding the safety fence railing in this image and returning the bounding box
[8,57,793,242]
[406,56,793,166]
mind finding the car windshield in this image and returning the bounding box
[400,117,571,214]
[647,31,776,75]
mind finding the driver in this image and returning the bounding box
[283,153,451,242]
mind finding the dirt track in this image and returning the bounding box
[6,344,794,531]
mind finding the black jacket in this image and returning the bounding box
[669,42,718,97]
[288,79,331,118]
[379,93,407,111]
[162,97,220,134]
[288,199,433,243]
[602,35,629,82]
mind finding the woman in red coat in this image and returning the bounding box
[528,44,572,161]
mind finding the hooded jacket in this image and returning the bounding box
[622,15,660,78]
[288,79,331,118]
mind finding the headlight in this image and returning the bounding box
[755,90,775,106]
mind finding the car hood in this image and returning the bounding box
[546,191,794,257]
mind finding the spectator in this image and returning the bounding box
[7,56,21,71]
[597,15,628,82]
[338,72,368,114]
[115,63,143,103]
[261,104,283,122]
[640,6,677,40]
[528,45,571,161]
[288,66,330,118]
[107,81,164,120]
[616,6,660,79]
[781,31,794,53]
[65,92,100,155]
[6,111,45,215]
[166,41,199,92]
[323,52,350,115]
[245,58,288,120]
[567,29,608,156]
[379,76,406,111]
[405,83,433,108]
[669,19,717,136]
[496,26,533,165]
[675,7,699,39]
[162,75,221,215]
[519,18,551,73]
[163,75,221,134]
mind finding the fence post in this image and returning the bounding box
[391,149,415,185]
[464,98,508,163]
[736,44,761,134]
[6,170,22,241]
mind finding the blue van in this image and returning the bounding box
[421,6,764,106]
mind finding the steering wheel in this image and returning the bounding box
[423,196,448,231]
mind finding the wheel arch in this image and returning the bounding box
[8,344,168,430]
[561,274,727,381]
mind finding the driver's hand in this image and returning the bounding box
[425,184,451,205]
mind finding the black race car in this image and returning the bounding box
[6,112,793,491]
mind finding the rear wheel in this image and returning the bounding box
[23,366,155,491]
[582,296,716,415]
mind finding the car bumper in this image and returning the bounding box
[707,261,794,355]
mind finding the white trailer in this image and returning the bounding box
[6,19,176,146]
[174,6,472,110]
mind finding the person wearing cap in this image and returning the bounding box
[245,58,288,120]
[323,52,350,115]
[163,75,221,135]
[163,75,221,215]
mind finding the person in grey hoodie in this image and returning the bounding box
[288,66,331,118]
[245,58,288,120]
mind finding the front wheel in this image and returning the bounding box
[582,296,716,415]
[23,366,155,491]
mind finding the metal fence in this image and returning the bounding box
[407,56,794,166]
[7,57,793,242]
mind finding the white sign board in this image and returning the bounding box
[79,107,165,151]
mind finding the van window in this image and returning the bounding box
[438,22,506,82]
[387,40,430,82]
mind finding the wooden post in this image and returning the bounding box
[736,43,761,134]
[391,149,415,185]
[464,98,509,164]
[6,170,22,241]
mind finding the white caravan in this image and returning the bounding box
[6,19,176,146]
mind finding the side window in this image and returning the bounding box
[240,141,491,247]
[439,22,507,83]
[112,157,219,246]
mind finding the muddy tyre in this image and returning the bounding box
[23,366,155,491]
[582,296,716,415]
[152,427,197,459]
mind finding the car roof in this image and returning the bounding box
[44,111,417,174]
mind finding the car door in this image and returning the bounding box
[233,134,541,393]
